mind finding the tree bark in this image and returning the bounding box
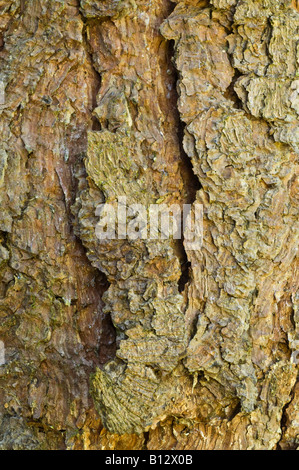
[0,0,298,450]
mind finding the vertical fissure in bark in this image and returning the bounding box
[166,39,201,294]
[277,378,298,449]
[77,6,102,128]
[74,2,117,367]
[142,431,150,450]
[0,230,9,252]
[223,68,243,109]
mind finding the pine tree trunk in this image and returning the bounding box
[0,0,298,450]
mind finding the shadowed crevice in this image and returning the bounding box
[166,39,202,294]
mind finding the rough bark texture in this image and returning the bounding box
[0,0,298,450]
